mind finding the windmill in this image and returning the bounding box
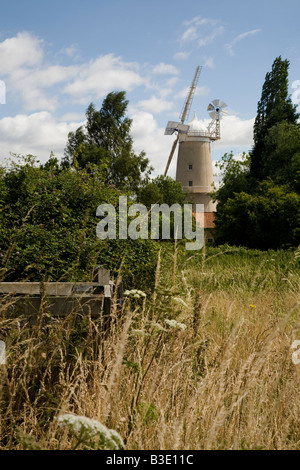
[164,66,227,242]
[164,65,202,177]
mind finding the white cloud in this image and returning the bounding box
[162,77,179,94]
[145,75,179,99]
[0,31,180,169]
[0,112,80,161]
[183,16,218,28]
[0,32,44,75]
[8,64,77,111]
[198,26,225,47]
[137,96,174,114]
[59,44,80,59]
[60,112,85,122]
[176,86,210,99]
[179,17,225,47]
[225,29,262,56]
[131,111,174,175]
[63,55,144,104]
[181,26,198,43]
[203,57,215,69]
[173,52,191,61]
[152,63,179,75]
[212,115,254,149]
[0,32,145,112]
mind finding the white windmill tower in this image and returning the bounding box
[164,66,227,242]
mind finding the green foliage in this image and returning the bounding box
[1,243,299,450]
[137,175,187,208]
[63,92,153,192]
[136,175,190,243]
[250,56,299,179]
[0,155,159,290]
[179,244,299,294]
[97,238,159,291]
[214,57,300,249]
[138,401,158,424]
[213,152,252,201]
[262,122,300,189]
[0,92,159,289]
[214,180,300,249]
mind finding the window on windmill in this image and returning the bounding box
[188,164,193,171]
[189,181,193,187]
[207,238,213,244]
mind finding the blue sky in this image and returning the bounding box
[0,0,299,177]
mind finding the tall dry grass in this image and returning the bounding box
[0,245,299,450]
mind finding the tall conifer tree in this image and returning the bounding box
[250,56,299,179]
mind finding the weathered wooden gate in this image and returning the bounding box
[0,267,122,321]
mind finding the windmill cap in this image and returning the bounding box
[188,111,206,132]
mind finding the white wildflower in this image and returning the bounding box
[130,329,149,337]
[57,414,124,450]
[165,319,187,331]
[108,428,124,449]
[146,321,166,332]
[124,289,146,299]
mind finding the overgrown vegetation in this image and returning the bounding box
[0,154,159,290]
[213,57,300,249]
[0,59,299,451]
[0,245,299,450]
[0,92,187,290]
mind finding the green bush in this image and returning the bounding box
[0,155,159,290]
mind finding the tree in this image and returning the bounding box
[250,56,299,179]
[213,150,300,249]
[213,152,252,202]
[136,176,189,242]
[0,155,159,290]
[261,122,300,190]
[137,175,187,208]
[213,145,300,249]
[62,92,152,192]
[213,57,300,249]
[214,180,300,249]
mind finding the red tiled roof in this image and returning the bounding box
[193,211,215,229]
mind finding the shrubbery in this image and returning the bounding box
[0,155,159,290]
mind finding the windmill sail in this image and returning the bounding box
[164,135,179,177]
